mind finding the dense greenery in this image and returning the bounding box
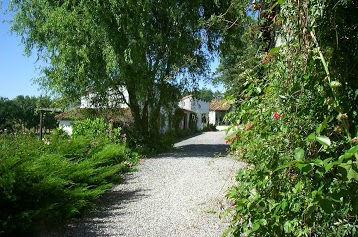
[220,0,357,236]
[8,0,230,147]
[0,119,138,236]
[191,88,224,101]
[0,95,57,133]
[4,0,357,236]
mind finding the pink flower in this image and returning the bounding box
[44,140,50,145]
[121,134,127,141]
[273,112,282,119]
[245,125,251,130]
[236,123,241,126]
[91,141,98,146]
[229,201,235,206]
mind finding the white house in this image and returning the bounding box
[80,87,129,109]
[209,100,232,125]
[178,95,209,130]
[58,120,73,135]
[57,90,217,134]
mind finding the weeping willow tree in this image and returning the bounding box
[8,0,229,145]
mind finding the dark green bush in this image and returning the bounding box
[0,133,138,236]
[200,123,217,132]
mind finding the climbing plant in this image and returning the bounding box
[219,0,357,236]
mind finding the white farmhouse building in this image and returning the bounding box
[58,119,73,135]
[80,87,129,109]
[209,100,232,125]
[56,90,224,134]
[178,95,209,130]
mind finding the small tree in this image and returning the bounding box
[0,97,16,132]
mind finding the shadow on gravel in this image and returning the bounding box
[33,188,149,237]
[157,144,229,158]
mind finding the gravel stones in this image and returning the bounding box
[41,131,243,237]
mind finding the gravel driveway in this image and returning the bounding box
[42,131,242,237]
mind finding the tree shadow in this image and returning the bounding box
[32,178,149,237]
[157,144,229,158]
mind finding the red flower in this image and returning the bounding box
[236,123,241,126]
[273,112,282,119]
[262,52,270,64]
[225,140,229,144]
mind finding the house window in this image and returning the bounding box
[201,114,207,123]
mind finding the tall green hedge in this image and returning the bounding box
[221,0,357,236]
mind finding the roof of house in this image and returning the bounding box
[179,107,195,113]
[180,94,193,100]
[55,108,132,123]
[209,100,231,111]
[180,94,210,103]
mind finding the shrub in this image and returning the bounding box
[222,1,358,236]
[203,123,217,132]
[0,133,138,236]
[72,118,122,143]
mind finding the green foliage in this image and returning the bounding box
[191,88,224,101]
[0,97,16,132]
[220,0,358,236]
[0,132,138,236]
[189,113,198,131]
[201,123,217,132]
[8,0,229,145]
[0,95,58,133]
[72,118,122,143]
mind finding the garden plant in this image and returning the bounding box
[219,0,357,236]
[0,118,138,236]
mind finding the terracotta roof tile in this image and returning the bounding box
[180,94,193,100]
[209,100,231,111]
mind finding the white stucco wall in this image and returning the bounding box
[59,120,73,135]
[178,96,192,111]
[209,111,216,125]
[178,96,209,130]
[209,110,229,125]
[80,87,129,108]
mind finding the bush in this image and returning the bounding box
[200,123,217,132]
[0,133,138,236]
[222,1,358,236]
[72,118,122,143]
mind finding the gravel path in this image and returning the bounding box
[42,131,242,237]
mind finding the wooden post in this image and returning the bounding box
[38,108,62,140]
[39,110,43,140]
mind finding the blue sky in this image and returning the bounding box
[0,0,222,100]
[0,0,43,99]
